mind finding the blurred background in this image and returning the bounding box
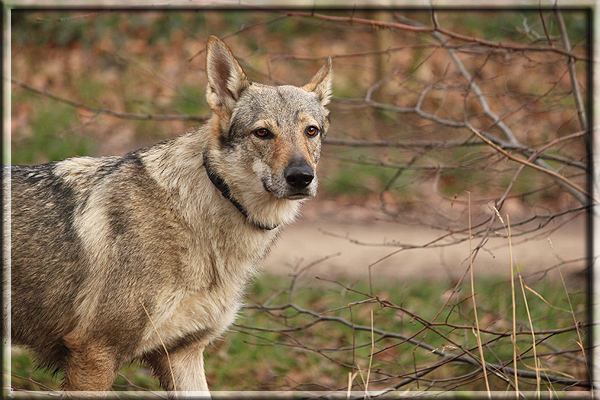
[9,8,591,396]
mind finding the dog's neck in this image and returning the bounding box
[202,154,278,231]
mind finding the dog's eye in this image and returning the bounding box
[254,128,273,139]
[306,126,319,137]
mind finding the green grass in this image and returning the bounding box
[10,273,587,393]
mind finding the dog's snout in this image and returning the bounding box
[285,158,314,190]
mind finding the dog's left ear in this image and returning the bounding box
[205,36,250,114]
[302,56,333,107]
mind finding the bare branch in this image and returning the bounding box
[554,10,588,132]
[467,124,593,204]
[11,79,207,122]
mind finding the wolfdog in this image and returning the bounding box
[7,36,332,396]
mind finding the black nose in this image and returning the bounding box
[285,158,314,189]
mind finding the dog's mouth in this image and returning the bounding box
[286,192,311,200]
[262,181,313,200]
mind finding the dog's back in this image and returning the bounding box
[10,153,188,369]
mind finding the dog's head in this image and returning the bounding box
[204,36,331,207]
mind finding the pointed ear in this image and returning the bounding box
[205,36,250,114]
[302,56,332,107]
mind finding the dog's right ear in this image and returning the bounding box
[302,56,332,107]
[206,36,250,115]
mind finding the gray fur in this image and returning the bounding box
[7,36,332,396]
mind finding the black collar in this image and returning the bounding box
[203,155,277,231]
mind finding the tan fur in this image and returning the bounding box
[9,36,331,396]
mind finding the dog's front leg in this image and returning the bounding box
[145,341,210,398]
[171,343,210,398]
[62,337,120,396]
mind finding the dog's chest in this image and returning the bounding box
[150,280,245,351]
[140,228,276,353]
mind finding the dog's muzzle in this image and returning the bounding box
[284,157,314,191]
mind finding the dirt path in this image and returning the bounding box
[263,203,587,282]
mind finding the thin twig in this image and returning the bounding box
[139,300,177,392]
[506,212,520,396]
[468,192,492,396]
